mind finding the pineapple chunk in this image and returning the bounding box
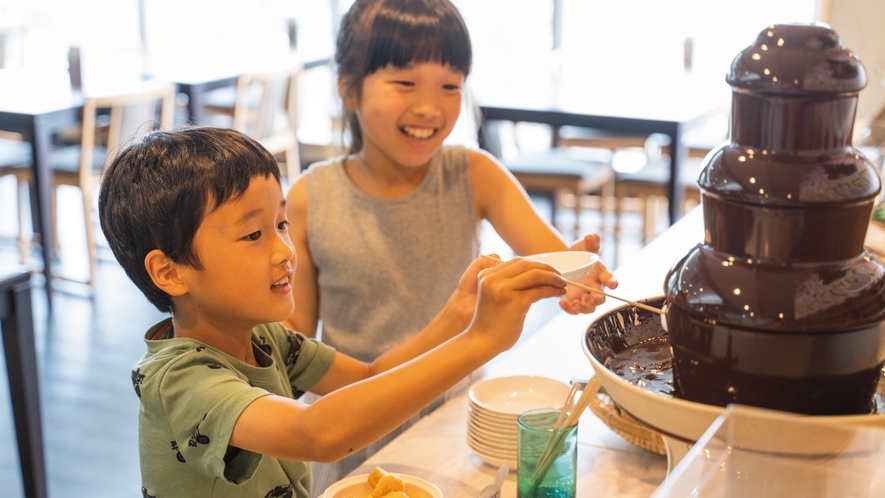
[367,467,390,488]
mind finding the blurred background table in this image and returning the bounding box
[473,53,730,226]
[147,52,331,126]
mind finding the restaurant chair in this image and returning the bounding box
[8,80,175,285]
[202,62,303,183]
[0,136,34,264]
[612,156,702,266]
[480,120,615,238]
[61,80,175,285]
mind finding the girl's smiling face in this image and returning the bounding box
[178,175,296,331]
[346,61,465,171]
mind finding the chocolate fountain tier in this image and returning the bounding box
[699,147,878,262]
[666,244,885,332]
[727,24,866,95]
[699,145,880,208]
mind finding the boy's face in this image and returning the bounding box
[350,61,464,170]
[178,175,295,330]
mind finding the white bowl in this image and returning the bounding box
[524,251,599,281]
[468,416,518,439]
[467,434,517,455]
[467,407,520,431]
[467,418,517,439]
[468,375,570,416]
[468,402,520,423]
[468,436,518,458]
[322,473,443,498]
[468,431,517,453]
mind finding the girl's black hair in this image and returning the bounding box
[98,127,281,313]
[336,0,473,153]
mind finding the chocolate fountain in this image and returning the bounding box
[664,24,885,416]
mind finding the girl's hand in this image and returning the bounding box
[560,233,618,314]
[468,257,567,353]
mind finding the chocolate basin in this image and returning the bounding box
[582,297,885,455]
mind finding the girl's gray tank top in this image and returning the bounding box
[304,146,479,361]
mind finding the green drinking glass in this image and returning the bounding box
[517,407,578,498]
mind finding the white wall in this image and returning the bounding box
[822,0,885,123]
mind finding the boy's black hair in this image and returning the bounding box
[98,127,281,313]
[336,0,473,153]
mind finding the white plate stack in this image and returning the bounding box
[466,375,571,469]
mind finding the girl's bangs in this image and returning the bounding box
[365,7,471,75]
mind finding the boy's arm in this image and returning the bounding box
[467,149,617,313]
[229,257,567,463]
[282,176,320,337]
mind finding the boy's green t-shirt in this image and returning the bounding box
[134,319,336,498]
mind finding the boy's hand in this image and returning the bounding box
[443,256,499,331]
[468,257,567,353]
[560,233,618,315]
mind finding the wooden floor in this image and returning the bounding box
[0,180,650,497]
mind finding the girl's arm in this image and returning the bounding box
[468,149,568,255]
[467,149,617,313]
[229,257,567,463]
[282,176,320,337]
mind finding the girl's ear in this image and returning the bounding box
[338,76,358,112]
[144,249,188,298]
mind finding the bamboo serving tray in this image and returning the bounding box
[587,381,667,456]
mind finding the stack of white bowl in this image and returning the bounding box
[467,375,571,469]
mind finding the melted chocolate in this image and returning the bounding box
[605,337,674,396]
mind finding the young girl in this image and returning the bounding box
[286,0,617,490]
[288,0,617,355]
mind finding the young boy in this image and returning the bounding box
[98,127,567,498]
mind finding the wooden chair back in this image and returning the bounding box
[231,62,302,181]
[78,79,175,189]
[62,80,174,285]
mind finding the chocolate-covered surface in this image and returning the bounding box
[584,301,885,416]
[727,24,866,95]
[667,311,885,415]
[667,245,885,331]
[664,24,885,415]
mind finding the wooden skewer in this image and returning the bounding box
[480,254,666,315]
[528,380,597,494]
[553,382,579,429]
[562,381,595,428]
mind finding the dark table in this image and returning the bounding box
[472,55,729,225]
[0,68,86,305]
[149,53,332,125]
[0,267,46,498]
